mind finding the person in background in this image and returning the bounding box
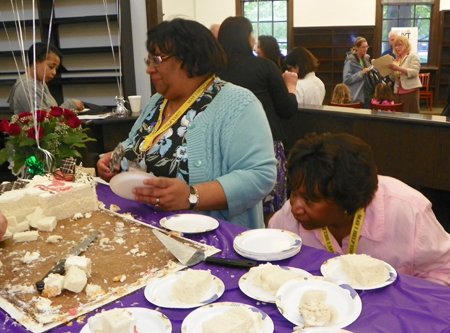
[98,18,277,229]
[209,24,220,38]
[331,83,352,104]
[0,211,7,240]
[256,35,287,73]
[269,132,450,286]
[285,46,325,105]
[381,30,398,58]
[371,83,395,107]
[388,36,421,114]
[7,43,84,114]
[217,16,298,225]
[343,37,371,108]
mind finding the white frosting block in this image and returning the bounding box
[65,256,92,277]
[42,273,65,298]
[88,308,137,333]
[27,207,45,228]
[0,177,98,223]
[248,263,301,296]
[340,254,389,286]
[299,290,335,327]
[13,230,39,243]
[85,284,104,299]
[63,266,87,293]
[6,216,17,227]
[171,269,213,304]
[9,221,30,234]
[202,306,262,333]
[36,216,57,232]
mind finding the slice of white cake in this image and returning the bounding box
[88,308,137,333]
[171,269,213,304]
[247,263,302,296]
[202,306,262,333]
[42,274,65,298]
[340,254,389,286]
[65,256,92,278]
[63,266,87,293]
[13,230,39,243]
[299,290,335,327]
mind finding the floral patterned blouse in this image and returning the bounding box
[121,79,224,183]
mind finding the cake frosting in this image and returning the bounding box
[340,254,389,286]
[0,174,98,240]
[247,263,303,295]
[88,308,137,333]
[299,290,337,327]
[171,269,213,304]
[202,306,263,333]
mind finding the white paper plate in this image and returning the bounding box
[233,229,302,260]
[80,307,172,333]
[110,172,156,200]
[181,302,274,333]
[275,277,362,328]
[320,256,398,290]
[144,270,225,309]
[239,266,312,303]
[159,214,219,233]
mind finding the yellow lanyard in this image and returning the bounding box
[321,208,365,254]
[140,75,215,152]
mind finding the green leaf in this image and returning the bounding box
[19,137,36,147]
[0,148,13,166]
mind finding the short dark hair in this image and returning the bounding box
[285,47,319,79]
[218,16,254,60]
[146,18,227,78]
[258,35,281,63]
[27,43,62,66]
[287,132,378,214]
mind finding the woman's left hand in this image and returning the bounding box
[133,177,191,211]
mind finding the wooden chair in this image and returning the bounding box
[328,102,363,108]
[418,73,433,111]
[370,102,404,112]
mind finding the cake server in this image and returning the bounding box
[36,230,100,292]
[152,229,257,268]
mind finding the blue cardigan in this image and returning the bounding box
[123,80,277,229]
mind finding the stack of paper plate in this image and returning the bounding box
[233,229,302,261]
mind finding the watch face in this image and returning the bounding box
[189,193,198,204]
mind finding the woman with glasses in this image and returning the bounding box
[97,18,277,229]
[7,43,84,114]
[217,16,298,226]
[388,36,421,113]
[343,37,371,108]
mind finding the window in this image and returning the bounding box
[381,4,432,63]
[241,0,288,54]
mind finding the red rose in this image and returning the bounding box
[27,127,45,140]
[66,116,82,128]
[0,119,10,133]
[18,112,32,124]
[35,110,47,123]
[50,107,63,117]
[63,109,75,119]
[8,123,22,136]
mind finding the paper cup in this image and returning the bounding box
[128,95,142,113]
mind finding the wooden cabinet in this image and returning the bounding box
[292,26,375,103]
[0,0,135,114]
[437,10,450,107]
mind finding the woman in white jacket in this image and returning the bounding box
[389,36,422,113]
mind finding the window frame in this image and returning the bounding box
[374,0,440,66]
[235,0,293,52]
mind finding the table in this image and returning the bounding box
[2,184,450,333]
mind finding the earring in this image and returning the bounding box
[344,210,348,216]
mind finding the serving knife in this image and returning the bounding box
[152,229,257,268]
[36,230,100,292]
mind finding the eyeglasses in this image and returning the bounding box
[359,45,370,49]
[144,54,172,67]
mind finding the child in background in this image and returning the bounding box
[371,83,395,106]
[331,83,352,104]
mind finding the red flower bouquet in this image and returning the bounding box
[0,107,95,173]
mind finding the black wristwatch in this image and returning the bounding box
[188,186,199,210]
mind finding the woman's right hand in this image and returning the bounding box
[362,68,370,74]
[97,151,118,182]
[282,70,298,94]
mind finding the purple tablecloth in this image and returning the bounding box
[2,183,450,333]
